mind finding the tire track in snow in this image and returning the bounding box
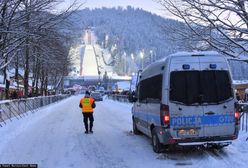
[77,132,128,168]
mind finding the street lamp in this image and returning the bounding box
[131,53,134,60]
[123,52,127,74]
[140,50,144,69]
[104,34,109,48]
[150,50,153,63]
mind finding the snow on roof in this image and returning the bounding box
[116,81,131,90]
[83,76,99,80]
[111,75,131,80]
[0,83,16,89]
[8,68,34,79]
[233,80,248,85]
[9,68,25,77]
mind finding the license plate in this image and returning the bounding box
[177,128,199,137]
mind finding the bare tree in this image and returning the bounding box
[0,0,25,98]
[32,29,71,96]
[156,0,248,58]
[0,0,83,98]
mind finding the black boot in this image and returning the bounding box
[84,127,89,134]
[84,117,89,134]
[90,125,93,133]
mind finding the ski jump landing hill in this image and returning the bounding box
[64,41,131,88]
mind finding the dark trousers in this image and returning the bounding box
[82,112,94,131]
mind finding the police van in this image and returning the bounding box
[130,51,239,153]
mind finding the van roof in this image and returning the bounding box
[140,51,225,80]
[144,51,223,70]
[169,51,221,57]
[151,51,222,66]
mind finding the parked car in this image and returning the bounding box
[91,92,103,101]
[88,85,96,92]
[95,89,105,96]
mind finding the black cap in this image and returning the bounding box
[85,90,90,95]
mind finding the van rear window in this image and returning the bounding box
[170,70,233,105]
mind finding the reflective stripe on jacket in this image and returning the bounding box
[80,97,94,112]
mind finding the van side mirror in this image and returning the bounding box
[128,92,137,103]
[237,102,248,112]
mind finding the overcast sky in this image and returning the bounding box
[57,0,167,17]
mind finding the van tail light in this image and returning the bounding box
[234,111,239,125]
[160,104,170,128]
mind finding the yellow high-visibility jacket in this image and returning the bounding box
[79,97,95,112]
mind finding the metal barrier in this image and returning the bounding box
[108,94,129,103]
[0,94,70,127]
[240,112,248,132]
[238,102,248,132]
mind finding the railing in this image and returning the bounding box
[108,94,129,103]
[237,102,248,132]
[0,94,70,127]
[240,113,248,132]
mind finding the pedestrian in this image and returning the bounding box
[79,90,96,134]
[245,88,248,102]
[236,92,241,101]
[18,89,23,98]
[11,90,18,99]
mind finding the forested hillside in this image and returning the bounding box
[70,7,194,60]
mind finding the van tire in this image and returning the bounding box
[152,129,163,153]
[133,118,140,135]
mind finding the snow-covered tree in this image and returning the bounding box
[156,0,248,58]
[0,0,82,98]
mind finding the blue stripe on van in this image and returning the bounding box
[134,112,235,127]
[171,115,234,127]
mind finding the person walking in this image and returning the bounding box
[79,91,96,134]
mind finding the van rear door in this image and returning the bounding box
[169,57,205,139]
[198,56,235,137]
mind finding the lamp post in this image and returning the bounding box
[150,50,153,63]
[131,53,134,60]
[123,52,127,75]
[104,34,109,48]
[140,50,144,69]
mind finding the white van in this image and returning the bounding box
[130,51,240,153]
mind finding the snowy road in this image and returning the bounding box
[1,95,248,168]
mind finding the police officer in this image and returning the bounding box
[79,91,96,134]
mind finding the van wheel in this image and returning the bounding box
[133,118,140,135]
[152,129,163,153]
